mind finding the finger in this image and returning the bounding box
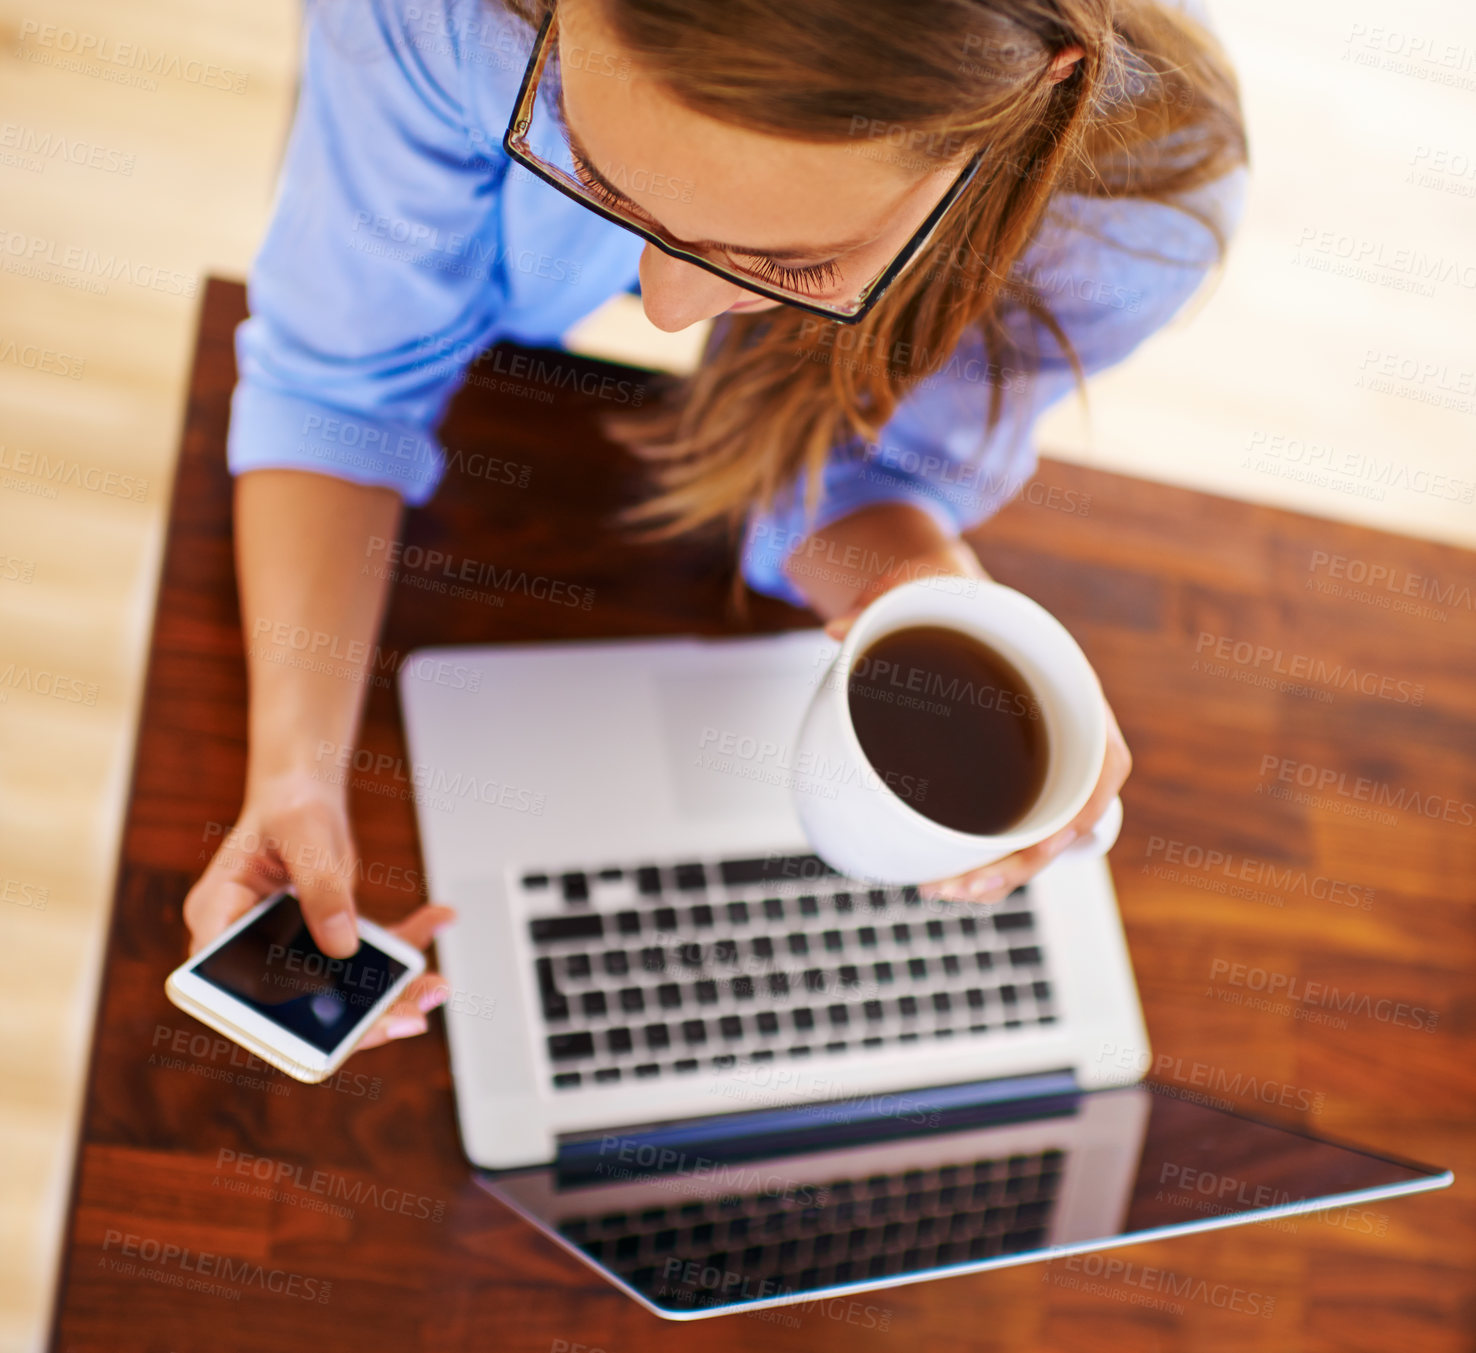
[355,973,451,1050]
[268,803,361,958]
[385,904,457,950]
[824,608,863,642]
[183,876,270,955]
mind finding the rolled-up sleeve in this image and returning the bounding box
[228,0,513,504]
[741,164,1249,606]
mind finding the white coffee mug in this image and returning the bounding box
[792,578,1122,884]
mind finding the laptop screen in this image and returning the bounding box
[479,1081,1449,1319]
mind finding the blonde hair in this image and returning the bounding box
[499,0,1247,571]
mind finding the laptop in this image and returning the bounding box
[399,629,1451,1320]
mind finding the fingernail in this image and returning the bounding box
[321,911,359,955]
[386,1015,426,1039]
[418,987,449,1013]
[968,874,1004,898]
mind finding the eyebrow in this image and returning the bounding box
[553,83,873,262]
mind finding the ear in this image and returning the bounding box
[1048,44,1085,83]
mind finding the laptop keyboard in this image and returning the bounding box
[557,1146,1064,1302]
[519,854,1059,1092]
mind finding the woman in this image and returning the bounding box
[186,0,1248,1051]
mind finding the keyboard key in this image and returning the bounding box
[958,916,978,936]
[932,992,952,1014]
[682,1019,708,1046]
[674,1059,698,1073]
[975,951,995,972]
[581,991,607,1018]
[803,969,827,993]
[561,872,589,903]
[750,936,774,959]
[942,954,961,976]
[731,975,755,999]
[832,891,853,912]
[521,873,550,890]
[828,1004,850,1027]
[926,920,946,941]
[993,911,1034,932]
[535,958,569,1022]
[768,972,790,996]
[966,988,986,1009]
[789,1045,812,1057]
[676,942,704,968]
[1033,980,1053,1000]
[892,923,911,944]
[635,1062,660,1078]
[530,914,604,943]
[856,926,878,947]
[713,938,738,964]
[712,1053,736,1069]
[640,946,666,973]
[619,987,646,1014]
[756,1011,780,1034]
[825,1040,848,1053]
[548,1032,594,1061]
[565,953,592,980]
[719,1015,744,1040]
[674,863,707,890]
[607,1027,634,1055]
[644,1023,671,1050]
[873,961,894,983]
[597,867,624,881]
[689,904,715,928]
[863,1000,884,1022]
[822,930,843,952]
[908,957,929,980]
[867,889,888,909]
[657,984,683,1010]
[1009,946,1044,967]
[720,854,837,886]
[653,906,678,931]
[1000,984,1019,1003]
[763,897,785,921]
[792,1008,815,1031]
[837,964,860,986]
[636,865,663,896]
[695,980,719,1005]
[726,900,750,925]
[615,910,642,936]
[897,996,919,1017]
[603,951,630,977]
[798,895,820,917]
[553,1071,581,1088]
[901,886,922,906]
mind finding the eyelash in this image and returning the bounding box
[569,150,842,296]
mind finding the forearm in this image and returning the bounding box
[781,501,990,621]
[235,469,404,801]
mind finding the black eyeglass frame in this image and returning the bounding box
[500,5,986,325]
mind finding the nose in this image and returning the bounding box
[637,243,755,331]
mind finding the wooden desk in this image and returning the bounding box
[50,279,1474,1352]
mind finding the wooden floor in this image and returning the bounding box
[1,0,1473,1349]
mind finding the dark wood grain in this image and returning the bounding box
[50,278,1475,1353]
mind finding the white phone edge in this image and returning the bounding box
[164,889,426,1084]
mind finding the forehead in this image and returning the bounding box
[553,0,924,254]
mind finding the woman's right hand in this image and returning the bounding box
[184,770,363,959]
[182,771,453,1046]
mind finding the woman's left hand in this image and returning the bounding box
[822,555,1131,905]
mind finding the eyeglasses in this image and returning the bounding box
[501,4,985,324]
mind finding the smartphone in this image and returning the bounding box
[165,890,426,1083]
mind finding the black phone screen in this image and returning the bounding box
[193,894,409,1054]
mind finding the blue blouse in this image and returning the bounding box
[228,0,1247,606]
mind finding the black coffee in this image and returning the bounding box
[847,625,1049,835]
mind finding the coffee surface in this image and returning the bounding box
[847,626,1049,835]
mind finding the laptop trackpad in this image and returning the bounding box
[656,670,819,822]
